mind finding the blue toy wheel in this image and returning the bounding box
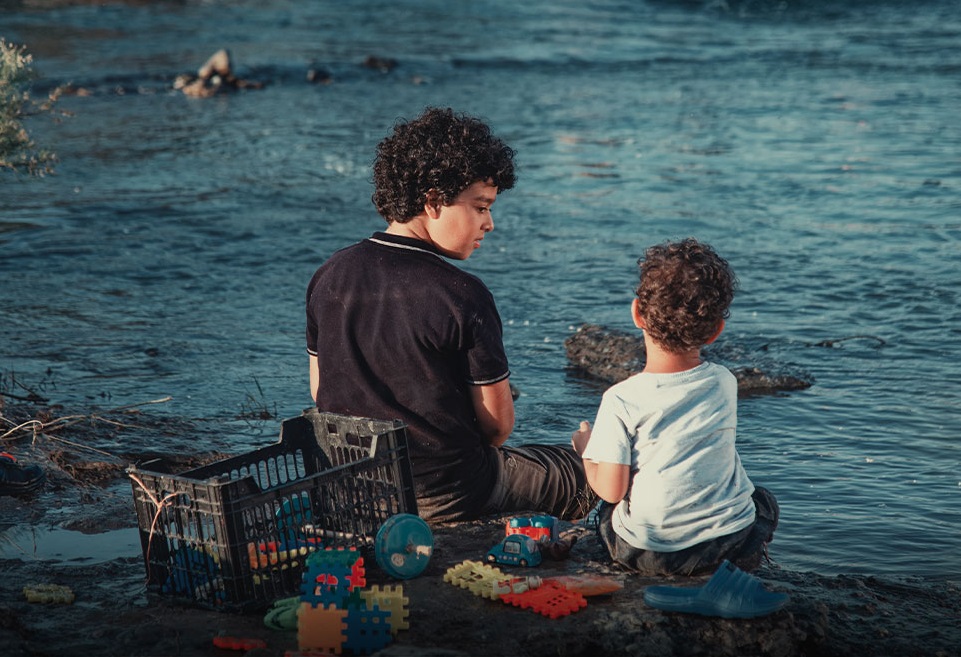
[374,513,433,579]
[276,494,312,542]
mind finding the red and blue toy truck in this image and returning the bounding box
[505,515,557,542]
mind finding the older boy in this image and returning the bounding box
[572,238,779,575]
[306,107,596,523]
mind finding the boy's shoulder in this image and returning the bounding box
[315,234,495,298]
[607,361,734,393]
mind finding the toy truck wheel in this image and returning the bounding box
[519,558,528,567]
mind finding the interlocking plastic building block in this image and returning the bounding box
[306,547,366,589]
[296,602,348,654]
[212,636,268,651]
[499,580,587,619]
[300,547,367,608]
[360,585,409,634]
[306,546,364,568]
[296,546,404,654]
[443,560,508,600]
[342,601,393,655]
[22,584,75,604]
[300,561,356,608]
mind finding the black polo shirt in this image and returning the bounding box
[306,231,510,519]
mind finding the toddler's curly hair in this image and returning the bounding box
[635,238,738,354]
[371,107,516,223]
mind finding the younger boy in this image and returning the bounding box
[572,238,778,575]
[306,107,596,523]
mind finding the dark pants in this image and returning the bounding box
[483,444,599,521]
[597,486,780,576]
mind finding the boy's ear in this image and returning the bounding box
[631,298,646,329]
[705,319,725,345]
[424,190,443,219]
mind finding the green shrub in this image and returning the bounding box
[1,38,57,177]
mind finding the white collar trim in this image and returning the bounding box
[368,237,443,259]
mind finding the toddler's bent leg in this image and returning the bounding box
[729,486,780,571]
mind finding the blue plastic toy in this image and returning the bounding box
[486,534,542,568]
[374,513,433,580]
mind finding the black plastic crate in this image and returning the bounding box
[127,409,417,612]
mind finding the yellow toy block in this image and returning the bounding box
[360,585,409,634]
[23,584,75,604]
[443,560,508,600]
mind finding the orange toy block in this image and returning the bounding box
[297,602,348,654]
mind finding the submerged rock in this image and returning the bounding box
[564,323,814,396]
[174,49,265,97]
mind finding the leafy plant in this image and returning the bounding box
[0,38,58,176]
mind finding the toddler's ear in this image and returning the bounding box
[631,298,647,329]
[706,319,726,345]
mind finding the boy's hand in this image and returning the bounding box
[571,421,591,456]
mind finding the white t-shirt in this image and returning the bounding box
[582,361,756,552]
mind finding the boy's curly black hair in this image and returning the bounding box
[635,238,738,354]
[371,107,516,223]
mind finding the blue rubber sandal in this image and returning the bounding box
[643,560,789,619]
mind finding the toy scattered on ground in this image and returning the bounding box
[506,515,557,542]
[486,534,542,567]
[492,576,543,597]
[544,574,624,597]
[374,513,433,579]
[264,596,300,631]
[212,635,267,651]
[128,411,417,612]
[296,547,409,655]
[504,514,577,561]
[643,559,790,619]
[22,583,75,604]
[444,560,587,619]
[443,560,511,600]
[499,580,587,619]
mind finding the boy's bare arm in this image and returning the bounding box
[572,421,630,503]
[309,355,319,403]
[469,379,515,447]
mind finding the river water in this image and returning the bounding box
[2,0,959,580]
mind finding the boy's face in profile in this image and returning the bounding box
[429,180,498,260]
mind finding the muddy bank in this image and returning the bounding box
[1,399,959,657]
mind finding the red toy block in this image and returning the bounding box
[212,635,268,651]
[499,581,587,619]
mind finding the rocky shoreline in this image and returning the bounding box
[1,396,958,657]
